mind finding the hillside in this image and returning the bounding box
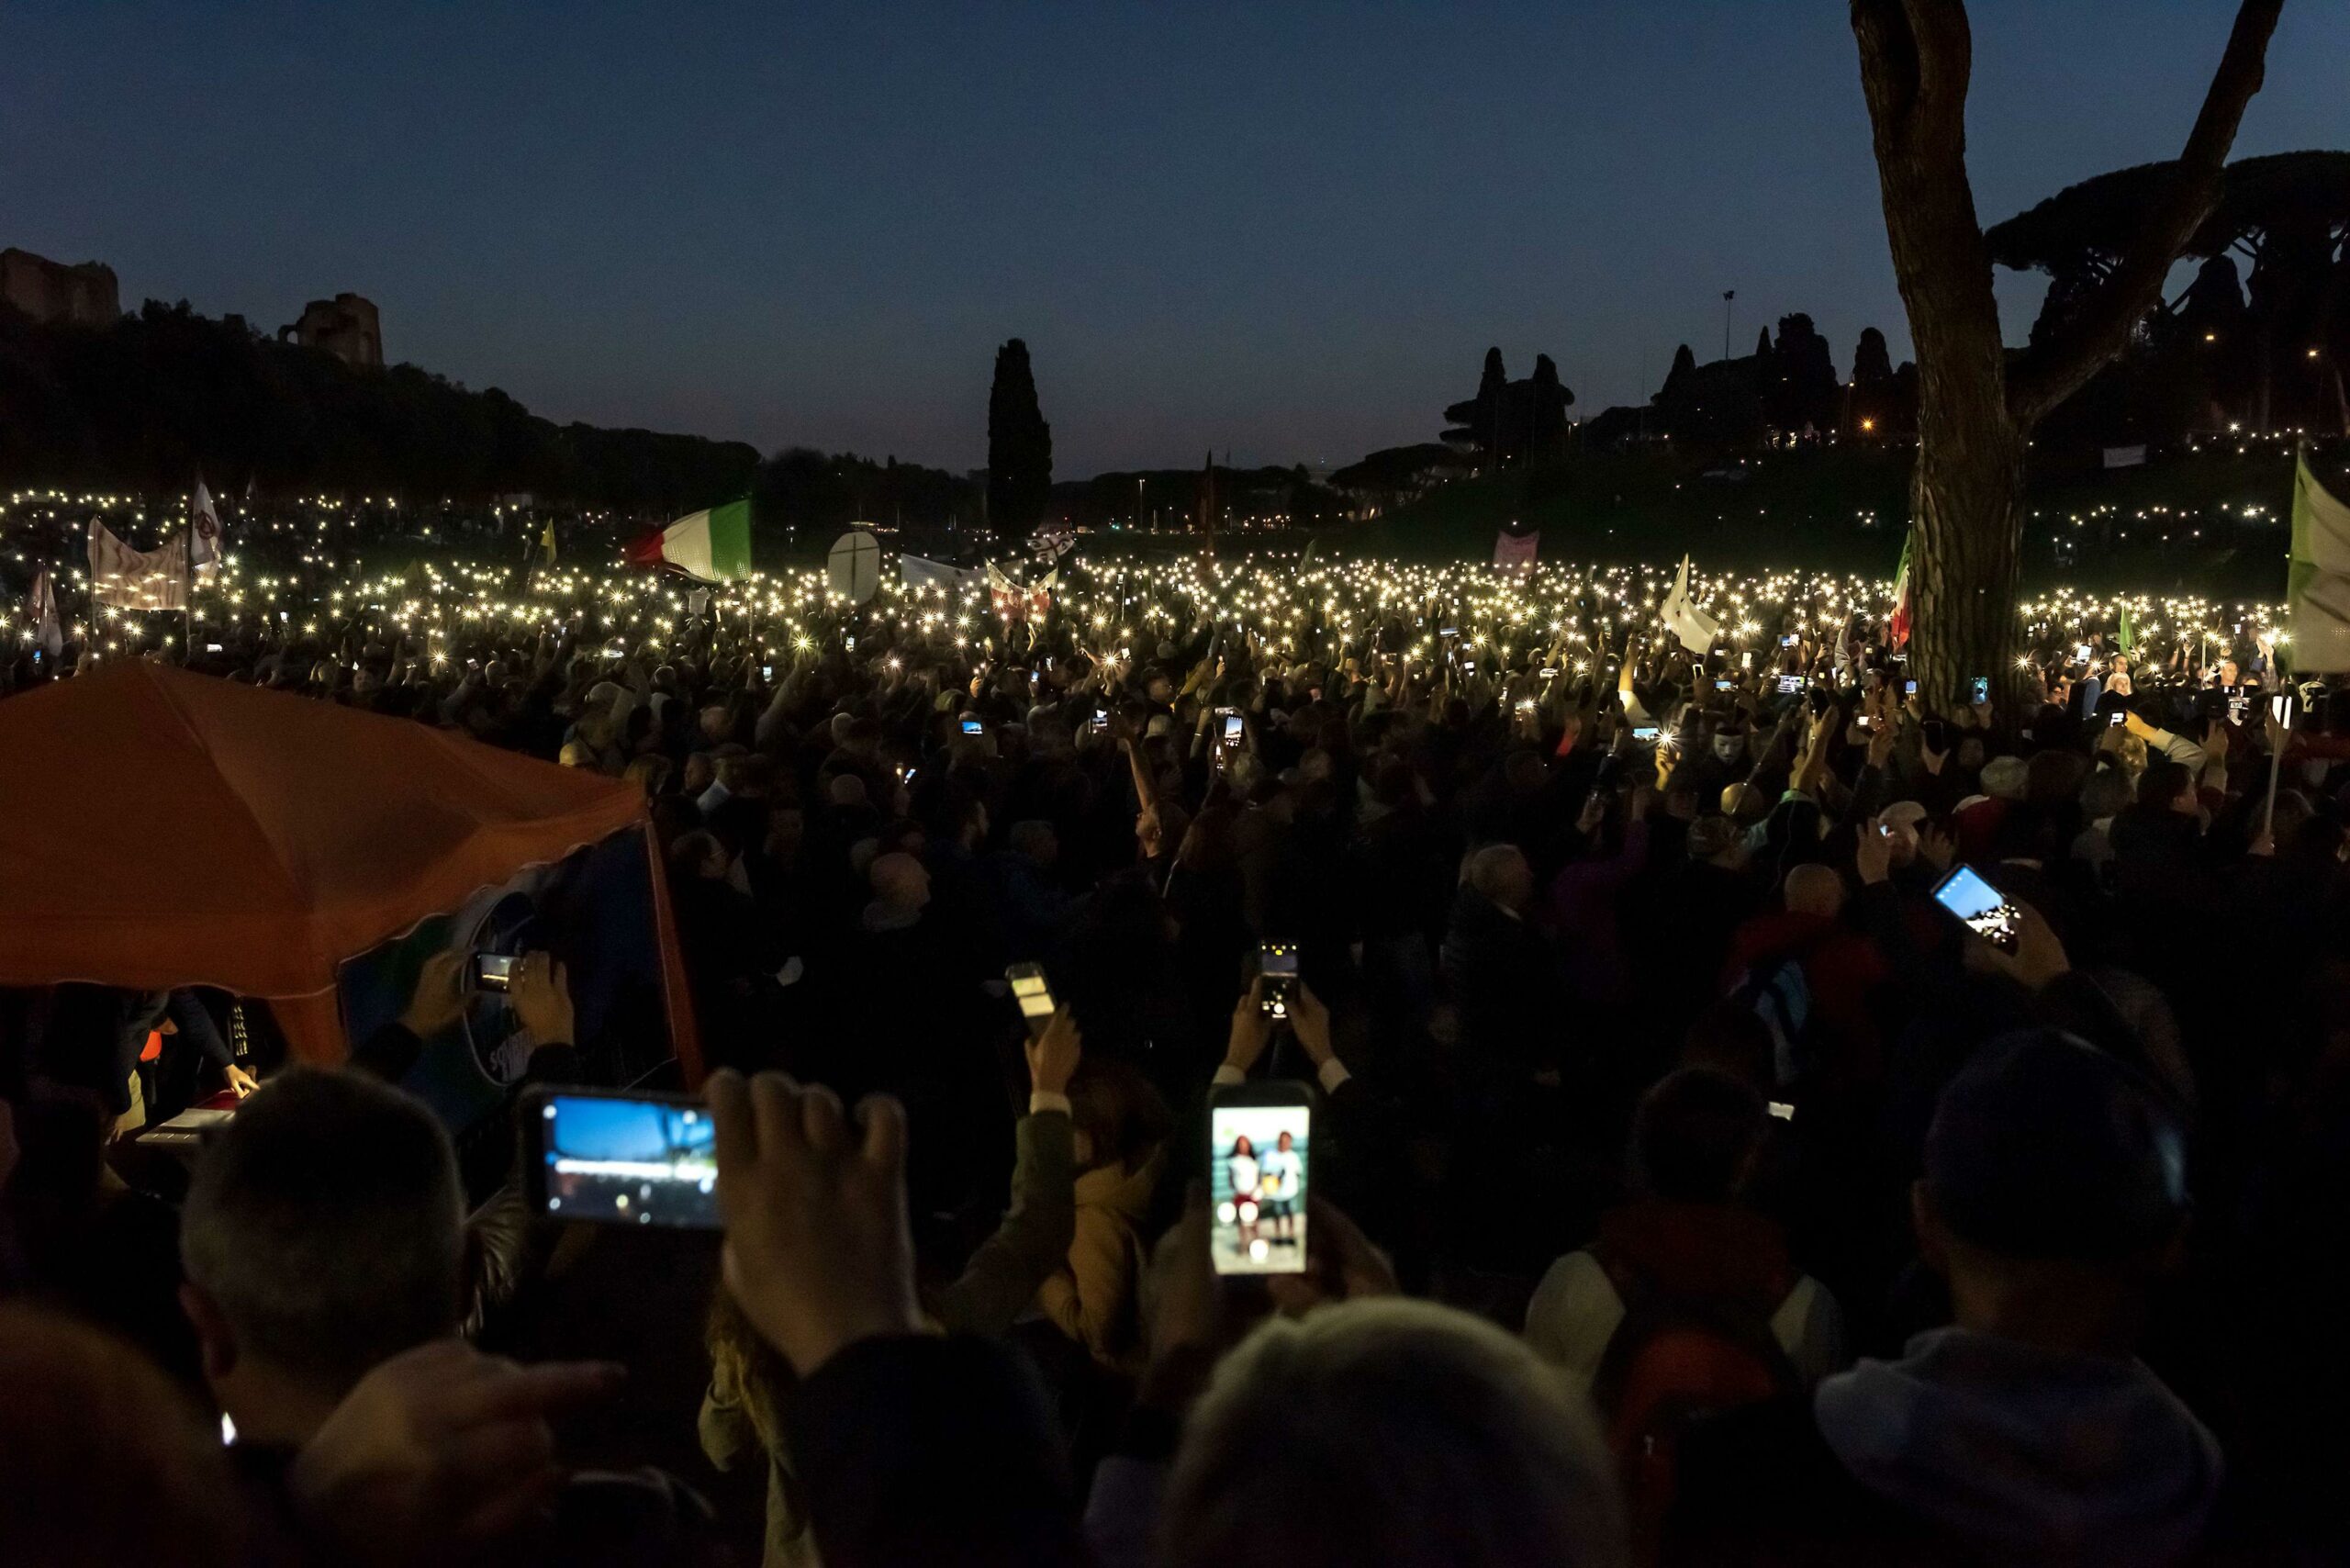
[1348,440,2322,599]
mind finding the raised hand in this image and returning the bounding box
[707,1070,923,1375]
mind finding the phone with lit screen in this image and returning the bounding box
[522,1087,719,1229]
[1210,1081,1310,1275]
[1005,962,1056,1041]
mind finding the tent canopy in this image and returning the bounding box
[0,661,653,1059]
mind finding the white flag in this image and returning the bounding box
[1660,554,1721,654]
[28,566,62,658]
[2290,454,2350,672]
[190,478,224,575]
[88,519,191,611]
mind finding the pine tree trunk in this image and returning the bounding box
[1908,418,2026,709]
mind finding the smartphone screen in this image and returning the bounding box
[1903,679,1919,697]
[2108,709,2127,728]
[207,642,225,654]
[1006,962,1056,1039]
[1631,723,1660,742]
[1930,864,2020,954]
[1775,674,1802,696]
[1779,634,1798,648]
[960,718,983,735]
[1259,943,1299,1019]
[1714,678,1734,691]
[1210,1089,1311,1275]
[761,664,774,680]
[1969,677,1990,706]
[525,1090,719,1229]
[1221,710,1244,744]
[845,634,856,652]
[473,953,515,992]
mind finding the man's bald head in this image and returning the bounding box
[1466,844,1536,916]
[1783,863,1845,920]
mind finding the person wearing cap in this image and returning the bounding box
[1666,1031,2215,1565]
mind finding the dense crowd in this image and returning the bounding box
[6,535,2350,1566]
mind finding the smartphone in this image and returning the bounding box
[1779,633,1799,648]
[761,664,774,680]
[1258,942,1300,1019]
[1775,673,1803,696]
[1440,625,1459,638]
[2074,644,2092,662]
[472,953,516,992]
[845,634,856,652]
[1930,864,2020,955]
[1968,677,1990,706]
[1921,717,1949,752]
[1219,708,1244,745]
[207,642,224,654]
[1631,722,1661,742]
[1091,707,1109,731]
[1714,678,1734,691]
[1005,962,1056,1040]
[960,718,983,736]
[521,1087,719,1229]
[2108,709,2127,728]
[1903,678,1919,697]
[1539,667,1559,682]
[1209,1082,1311,1276]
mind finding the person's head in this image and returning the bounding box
[679,751,716,798]
[1162,1297,1627,1568]
[1275,1130,1293,1152]
[868,851,931,913]
[1065,1057,1172,1172]
[622,753,672,799]
[179,1069,464,1443]
[1915,1031,2188,1356]
[1979,754,2030,804]
[2080,764,2133,823]
[1230,1134,1255,1159]
[698,703,733,745]
[1783,861,1845,920]
[2137,756,2195,814]
[2219,657,2241,687]
[1464,843,1535,916]
[1629,1068,1768,1204]
[1008,818,1059,868]
[670,828,729,881]
[0,1304,248,1568]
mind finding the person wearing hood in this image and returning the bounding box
[1034,1056,1169,1372]
[1667,1030,2216,1567]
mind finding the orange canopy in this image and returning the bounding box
[0,661,693,1069]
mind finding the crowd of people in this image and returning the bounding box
[6,530,2350,1566]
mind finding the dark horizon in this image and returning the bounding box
[4,2,2342,476]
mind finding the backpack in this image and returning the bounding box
[1588,1257,1802,1565]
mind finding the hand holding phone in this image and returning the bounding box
[1930,864,2020,955]
[1258,943,1300,1019]
[1006,962,1057,1042]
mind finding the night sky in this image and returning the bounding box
[4,3,2341,475]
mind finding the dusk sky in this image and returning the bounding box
[5,2,2343,476]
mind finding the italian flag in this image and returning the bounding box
[629,498,753,582]
[1887,534,1913,649]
